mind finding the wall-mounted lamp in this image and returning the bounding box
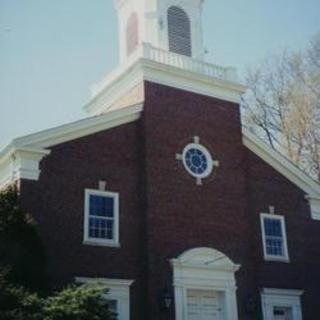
[160,288,174,310]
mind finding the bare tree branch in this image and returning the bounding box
[242,33,320,181]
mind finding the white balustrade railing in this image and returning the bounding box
[92,43,237,97]
[142,43,237,82]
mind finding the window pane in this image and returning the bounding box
[185,148,208,175]
[266,237,284,256]
[89,195,114,217]
[263,217,287,258]
[89,217,114,240]
[264,218,282,237]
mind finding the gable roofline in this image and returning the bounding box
[242,128,320,197]
[243,128,320,220]
[10,103,143,150]
[0,103,143,187]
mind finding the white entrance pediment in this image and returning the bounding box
[171,247,240,320]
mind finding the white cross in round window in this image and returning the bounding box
[176,136,219,185]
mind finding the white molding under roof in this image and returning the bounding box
[262,288,304,297]
[0,145,50,188]
[12,103,143,149]
[75,277,134,287]
[243,128,320,220]
[84,44,246,116]
[0,104,143,186]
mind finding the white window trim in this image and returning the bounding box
[260,213,290,262]
[76,277,134,320]
[83,189,120,247]
[261,288,304,320]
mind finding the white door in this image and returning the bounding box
[187,289,222,320]
[273,307,293,320]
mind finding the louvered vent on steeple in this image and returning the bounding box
[167,6,192,57]
[115,0,204,63]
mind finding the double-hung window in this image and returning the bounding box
[260,213,289,262]
[84,189,119,247]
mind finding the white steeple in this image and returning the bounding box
[114,0,205,63]
[85,0,243,116]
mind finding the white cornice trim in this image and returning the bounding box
[76,277,134,287]
[243,128,320,220]
[84,58,246,116]
[0,104,143,186]
[13,104,143,149]
[171,258,240,273]
[0,146,50,186]
[243,129,320,196]
[308,197,320,221]
[142,57,246,100]
[262,288,304,297]
[85,63,143,116]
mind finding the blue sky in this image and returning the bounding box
[0,0,319,148]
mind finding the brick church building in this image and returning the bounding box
[1,0,320,319]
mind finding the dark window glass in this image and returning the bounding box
[264,218,282,237]
[88,194,115,240]
[263,218,285,257]
[89,195,114,217]
[185,148,208,175]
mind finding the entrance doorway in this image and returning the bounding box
[187,289,223,320]
[171,247,240,320]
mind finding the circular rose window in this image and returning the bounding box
[182,143,214,179]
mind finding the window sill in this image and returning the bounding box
[264,256,290,263]
[83,239,120,248]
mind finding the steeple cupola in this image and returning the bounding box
[85,0,245,116]
[114,0,205,63]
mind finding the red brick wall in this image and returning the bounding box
[142,81,320,320]
[246,151,320,320]
[19,81,320,320]
[20,121,148,320]
[142,82,254,319]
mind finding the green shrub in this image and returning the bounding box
[0,270,43,320]
[43,284,115,320]
[0,186,47,292]
[0,270,115,320]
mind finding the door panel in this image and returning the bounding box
[187,289,221,320]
